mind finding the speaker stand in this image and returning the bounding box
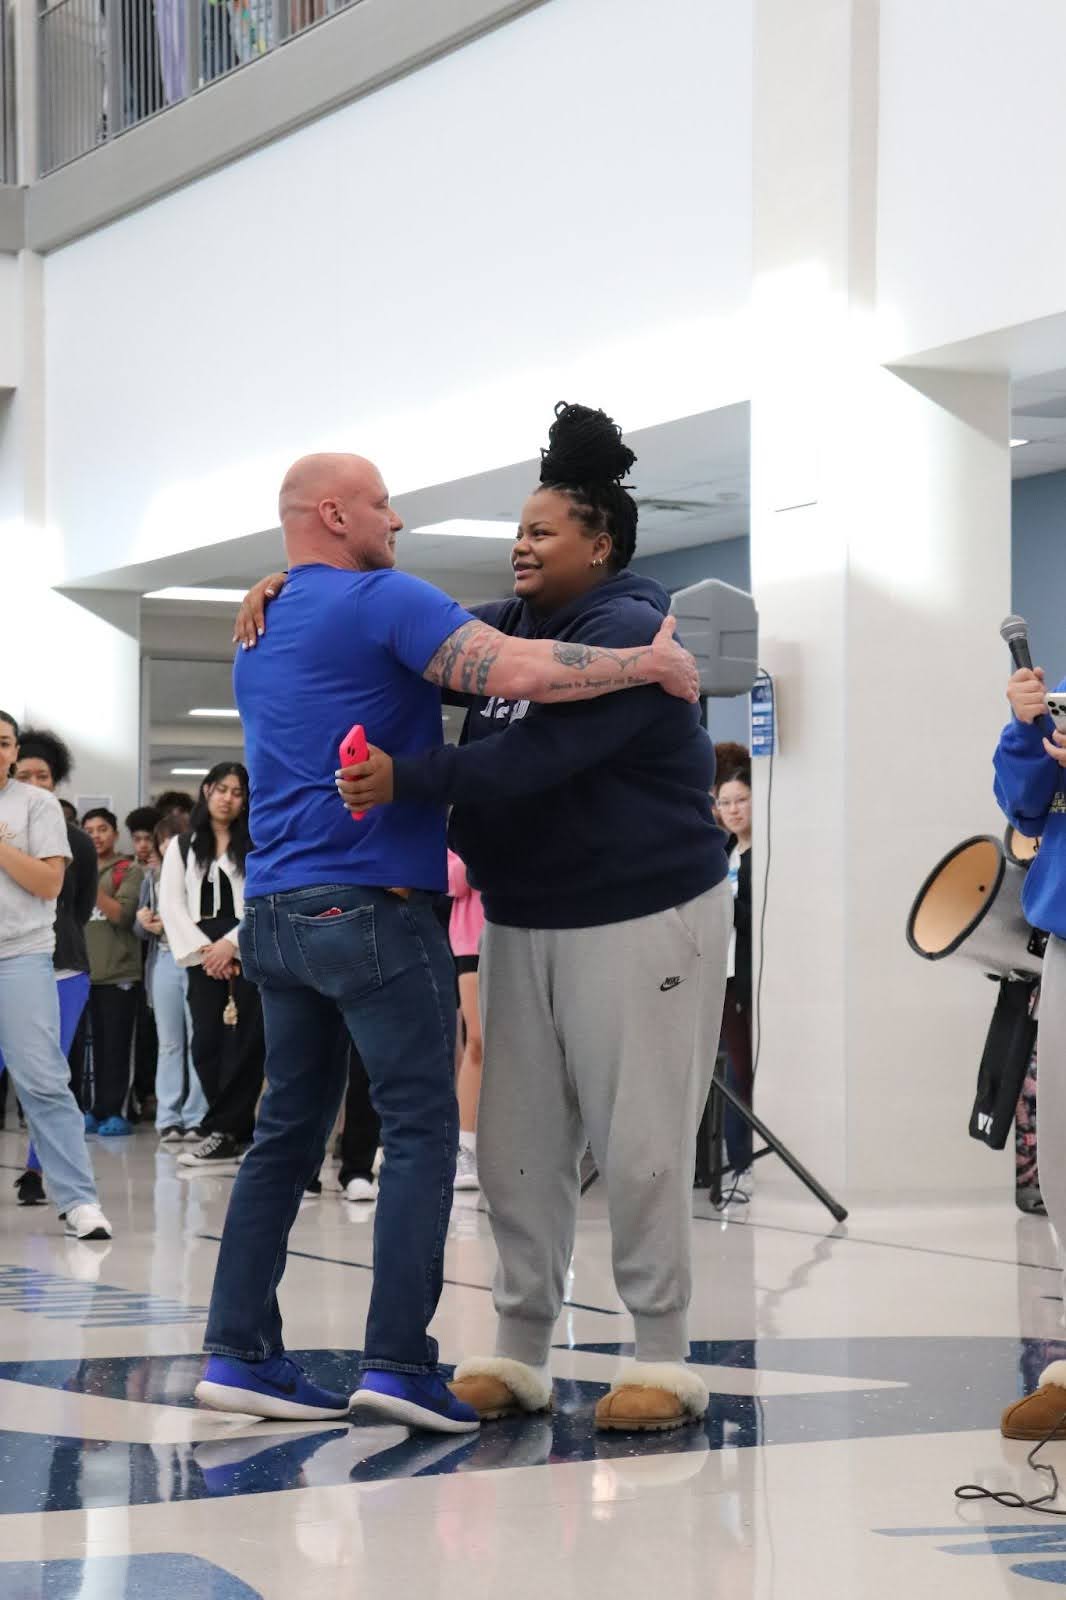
[707,1066,849,1224]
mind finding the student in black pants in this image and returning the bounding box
[715,763,754,1193]
[81,809,145,1136]
[157,764,264,1169]
[338,1037,381,1202]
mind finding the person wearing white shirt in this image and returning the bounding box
[158,763,264,1170]
[0,710,111,1239]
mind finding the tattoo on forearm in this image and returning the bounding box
[425,622,502,696]
[552,640,654,675]
[547,676,653,693]
[425,622,474,688]
[425,621,664,702]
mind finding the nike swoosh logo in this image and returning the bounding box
[257,1373,298,1396]
[660,977,684,992]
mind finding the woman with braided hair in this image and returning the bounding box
[238,402,731,1432]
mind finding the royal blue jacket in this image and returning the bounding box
[994,691,1066,937]
[391,572,729,929]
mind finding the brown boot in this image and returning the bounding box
[594,1362,709,1433]
[1002,1362,1066,1441]
[448,1358,552,1422]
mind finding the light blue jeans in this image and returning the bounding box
[0,952,99,1214]
[151,946,207,1131]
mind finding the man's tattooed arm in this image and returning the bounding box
[423,619,699,705]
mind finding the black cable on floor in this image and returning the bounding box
[956,1419,1066,1515]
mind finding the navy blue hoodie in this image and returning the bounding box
[391,572,729,929]
[994,689,1066,937]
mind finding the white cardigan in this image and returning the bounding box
[158,837,247,969]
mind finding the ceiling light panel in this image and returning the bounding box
[144,587,247,604]
[410,520,516,539]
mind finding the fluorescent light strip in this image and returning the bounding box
[410,519,515,539]
[144,587,247,604]
[1010,438,1031,448]
[171,767,209,776]
[188,708,240,719]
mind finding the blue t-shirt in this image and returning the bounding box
[235,563,473,898]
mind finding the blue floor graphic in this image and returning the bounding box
[878,1524,1066,1587]
[0,1265,207,1328]
[0,1554,260,1599]
[0,1335,1061,1515]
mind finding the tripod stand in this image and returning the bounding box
[705,1063,848,1223]
[580,1066,847,1223]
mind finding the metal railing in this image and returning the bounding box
[0,2,14,183]
[38,0,359,177]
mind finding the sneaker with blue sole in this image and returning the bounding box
[351,1370,481,1434]
[195,1354,353,1421]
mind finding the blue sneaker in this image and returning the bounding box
[97,1115,133,1137]
[195,1354,352,1421]
[351,1370,481,1434]
[83,1113,99,1134]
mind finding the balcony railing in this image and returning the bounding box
[38,0,359,177]
[0,3,13,183]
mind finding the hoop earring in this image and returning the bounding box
[591,557,607,568]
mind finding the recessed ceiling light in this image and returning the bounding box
[144,586,247,604]
[188,708,240,719]
[410,519,515,539]
[171,766,209,776]
[1010,438,1031,448]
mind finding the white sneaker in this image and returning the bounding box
[454,1147,479,1191]
[64,1202,113,1241]
[344,1176,377,1203]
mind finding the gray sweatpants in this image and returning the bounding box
[478,880,733,1366]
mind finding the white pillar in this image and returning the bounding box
[750,0,1013,1194]
[0,251,141,815]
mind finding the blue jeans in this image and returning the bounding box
[23,971,92,1173]
[0,955,99,1213]
[150,947,207,1131]
[203,885,458,1374]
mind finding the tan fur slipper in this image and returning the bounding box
[595,1361,709,1433]
[1002,1360,1066,1440]
[448,1357,553,1421]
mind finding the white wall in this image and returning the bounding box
[0,254,142,814]
[44,0,752,583]
[878,0,1066,360]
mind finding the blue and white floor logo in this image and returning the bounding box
[0,1264,208,1327]
[879,1525,1066,1588]
[0,1335,1061,1516]
[0,1553,262,1598]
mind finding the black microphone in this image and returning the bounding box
[1000,614,1035,674]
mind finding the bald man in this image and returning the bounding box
[195,453,699,1435]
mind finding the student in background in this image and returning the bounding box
[448,849,484,1191]
[127,805,162,1122]
[158,763,264,1171]
[4,728,97,1205]
[136,815,208,1144]
[714,762,754,1198]
[154,790,195,830]
[126,807,161,870]
[81,808,144,1136]
[0,711,111,1240]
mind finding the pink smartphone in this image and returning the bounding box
[339,724,369,821]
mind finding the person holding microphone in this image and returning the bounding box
[996,660,1066,1439]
